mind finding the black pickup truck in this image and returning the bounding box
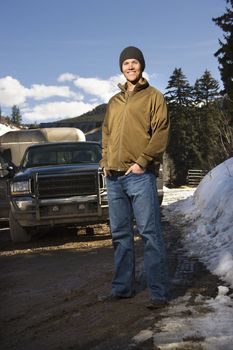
[0,139,164,243]
[3,141,108,242]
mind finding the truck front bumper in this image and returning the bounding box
[11,193,109,227]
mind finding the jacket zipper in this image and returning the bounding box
[118,92,131,170]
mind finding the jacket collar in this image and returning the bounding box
[118,78,149,93]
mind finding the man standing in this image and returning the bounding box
[100,46,170,309]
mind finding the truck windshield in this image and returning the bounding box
[21,143,102,168]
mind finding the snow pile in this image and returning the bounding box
[164,157,233,288]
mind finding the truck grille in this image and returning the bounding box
[34,171,98,199]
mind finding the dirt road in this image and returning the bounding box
[0,190,220,350]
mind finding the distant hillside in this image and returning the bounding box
[40,104,107,128]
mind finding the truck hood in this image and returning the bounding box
[13,164,100,181]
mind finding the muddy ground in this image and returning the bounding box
[0,210,220,350]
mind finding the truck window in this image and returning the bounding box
[21,143,102,168]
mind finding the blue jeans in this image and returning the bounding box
[106,171,168,300]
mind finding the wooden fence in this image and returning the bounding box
[187,169,208,186]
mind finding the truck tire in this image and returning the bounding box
[9,211,31,242]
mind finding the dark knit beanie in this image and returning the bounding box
[119,46,145,72]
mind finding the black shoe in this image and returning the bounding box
[146,299,168,310]
[98,293,134,302]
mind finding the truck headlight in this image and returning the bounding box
[11,181,30,195]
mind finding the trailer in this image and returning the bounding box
[0,127,86,166]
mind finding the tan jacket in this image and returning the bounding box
[100,78,169,172]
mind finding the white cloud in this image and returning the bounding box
[73,74,124,102]
[22,101,97,123]
[58,72,125,101]
[57,73,77,82]
[0,76,29,107]
[0,76,83,108]
[28,84,82,101]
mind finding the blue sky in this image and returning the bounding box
[0,0,225,123]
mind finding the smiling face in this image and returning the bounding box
[121,58,143,86]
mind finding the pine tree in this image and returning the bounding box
[11,105,22,125]
[165,69,202,185]
[194,70,220,106]
[213,0,233,100]
[165,68,193,107]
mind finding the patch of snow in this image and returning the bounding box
[162,187,195,206]
[132,329,153,343]
[132,289,233,350]
[0,123,19,136]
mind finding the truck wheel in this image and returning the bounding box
[9,211,31,242]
